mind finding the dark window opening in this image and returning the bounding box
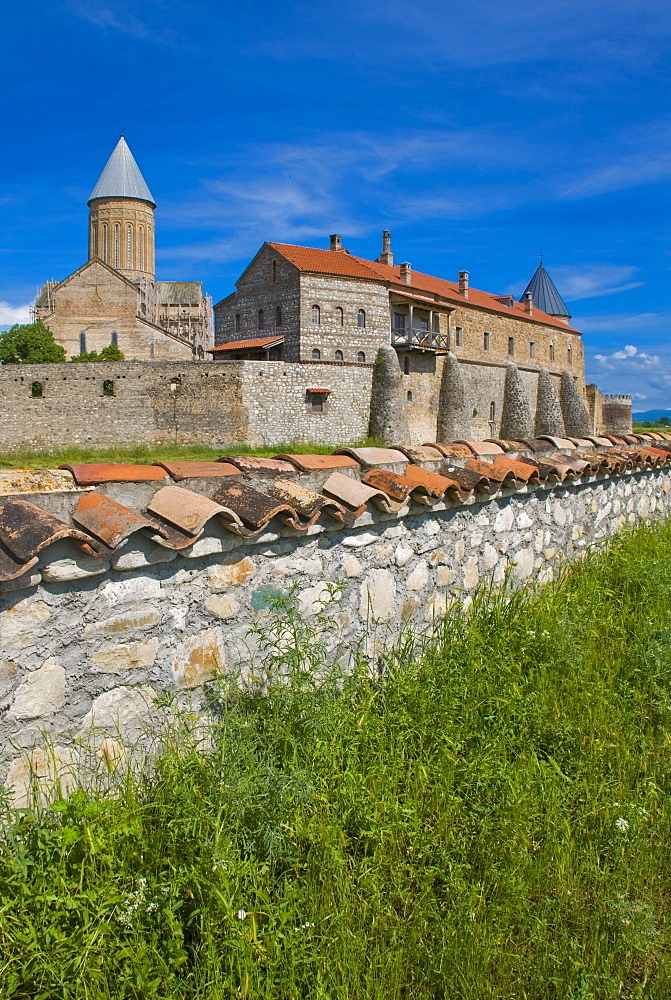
[110,330,118,347]
[235,313,241,333]
[307,391,328,414]
[149,342,155,360]
[275,306,282,327]
[79,331,87,354]
[404,356,410,376]
[102,379,115,397]
[483,331,490,351]
[407,389,413,402]
[335,349,344,361]
[508,336,515,357]
[432,314,440,333]
[312,348,321,360]
[529,341,536,359]
[311,304,321,324]
[31,381,43,398]
[357,309,366,328]
[272,260,277,282]
[489,400,496,422]
[357,351,365,363]
[549,343,555,362]
[455,326,463,347]
[170,378,181,393]
[258,309,265,330]
[336,306,344,325]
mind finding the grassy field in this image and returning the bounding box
[0,441,354,469]
[3,521,671,998]
[632,423,671,434]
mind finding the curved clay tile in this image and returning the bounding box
[274,454,358,472]
[73,492,165,555]
[437,463,491,494]
[466,458,518,487]
[454,440,506,457]
[400,463,465,500]
[491,456,541,485]
[0,498,99,583]
[320,471,405,514]
[153,461,240,480]
[332,447,408,469]
[212,481,302,534]
[266,479,347,528]
[59,463,167,485]
[393,445,445,464]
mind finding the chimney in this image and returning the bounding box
[377,230,394,266]
[329,234,342,251]
[524,292,533,315]
[400,261,412,284]
[458,270,469,298]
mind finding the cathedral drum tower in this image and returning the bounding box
[88,136,156,282]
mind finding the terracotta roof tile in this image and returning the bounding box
[224,456,296,475]
[333,446,408,468]
[208,336,284,352]
[269,242,580,333]
[466,458,518,486]
[394,445,445,464]
[321,471,404,513]
[0,498,97,569]
[491,455,541,484]
[266,479,346,527]
[437,462,492,493]
[212,481,299,534]
[432,442,475,459]
[60,463,167,485]
[401,463,466,499]
[275,453,358,471]
[72,493,160,555]
[153,461,240,480]
[457,440,505,457]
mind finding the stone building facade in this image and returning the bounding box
[34,137,213,361]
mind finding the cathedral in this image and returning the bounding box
[33,137,213,361]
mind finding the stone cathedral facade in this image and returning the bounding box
[33,137,213,361]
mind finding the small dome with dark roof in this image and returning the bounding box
[88,136,156,207]
[520,262,570,320]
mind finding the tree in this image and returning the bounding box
[0,321,66,364]
[659,416,671,427]
[70,345,126,363]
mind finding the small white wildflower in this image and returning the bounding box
[294,921,316,930]
[615,817,630,833]
[236,909,247,920]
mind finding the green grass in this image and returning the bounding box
[3,521,671,997]
[633,423,671,433]
[0,440,380,470]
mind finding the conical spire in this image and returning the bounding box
[88,136,156,207]
[520,262,570,319]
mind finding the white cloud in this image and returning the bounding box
[592,344,660,369]
[0,302,32,326]
[550,264,642,301]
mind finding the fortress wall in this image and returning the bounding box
[0,360,373,451]
[1,465,669,804]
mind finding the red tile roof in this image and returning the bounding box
[267,242,580,334]
[209,336,284,352]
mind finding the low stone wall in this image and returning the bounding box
[1,466,669,804]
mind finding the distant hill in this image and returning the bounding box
[632,409,671,422]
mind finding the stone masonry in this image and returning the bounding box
[1,464,668,806]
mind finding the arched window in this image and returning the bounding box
[335,306,344,326]
[489,401,496,422]
[235,313,241,333]
[127,225,132,268]
[549,342,555,362]
[357,309,366,328]
[272,260,277,282]
[92,223,98,258]
[311,304,321,324]
[407,389,413,402]
[357,351,365,363]
[508,336,515,357]
[114,224,119,268]
[79,332,87,355]
[31,381,43,398]
[258,309,265,330]
[335,349,344,361]
[404,356,410,376]
[102,224,108,263]
[275,306,282,327]
[567,346,573,364]
[138,227,144,271]
[110,330,118,346]
[312,348,321,360]
[529,341,536,359]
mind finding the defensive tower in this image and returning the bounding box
[87,136,156,282]
[520,260,571,323]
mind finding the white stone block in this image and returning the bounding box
[7,658,66,719]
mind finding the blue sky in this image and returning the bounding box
[1,0,670,408]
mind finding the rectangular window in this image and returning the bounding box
[508,336,515,357]
[393,313,406,331]
[455,326,463,347]
[432,314,440,333]
[568,346,573,364]
[529,341,536,359]
[483,331,490,351]
[549,343,555,362]
[307,391,328,414]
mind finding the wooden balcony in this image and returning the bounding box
[392,327,450,352]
